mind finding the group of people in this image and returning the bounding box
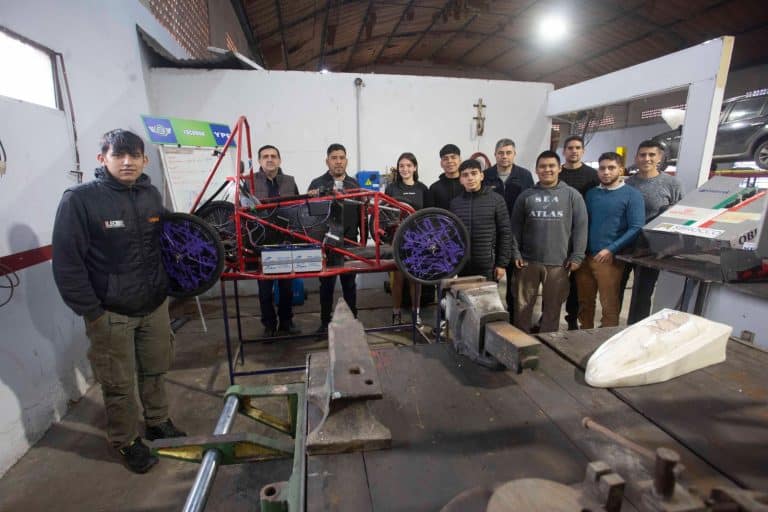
[275,136,682,339]
[383,136,683,334]
[51,128,682,474]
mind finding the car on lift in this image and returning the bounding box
[651,91,768,170]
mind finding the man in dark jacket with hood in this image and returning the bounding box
[307,143,360,336]
[450,160,512,281]
[429,144,464,210]
[482,138,534,197]
[52,130,185,474]
[253,145,301,337]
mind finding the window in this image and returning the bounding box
[0,28,59,109]
[725,97,765,123]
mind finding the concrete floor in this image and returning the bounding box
[0,279,630,512]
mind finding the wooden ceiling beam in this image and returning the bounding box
[318,0,332,70]
[400,0,454,61]
[229,0,266,66]
[274,0,289,68]
[424,13,477,61]
[344,1,375,71]
[373,0,418,64]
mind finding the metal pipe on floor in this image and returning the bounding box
[182,395,240,512]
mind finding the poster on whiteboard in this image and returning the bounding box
[159,146,237,213]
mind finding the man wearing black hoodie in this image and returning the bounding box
[450,160,512,281]
[52,130,185,474]
[429,144,464,210]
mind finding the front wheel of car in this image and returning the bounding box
[754,139,768,170]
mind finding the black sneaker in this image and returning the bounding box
[392,312,403,325]
[277,322,301,335]
[314,323,329,339]
[145,419,187,441]
[262,326,277,338]
[119,437,158,474]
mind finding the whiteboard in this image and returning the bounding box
[159,146,237,212]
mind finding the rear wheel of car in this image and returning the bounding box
[754,139,768,170]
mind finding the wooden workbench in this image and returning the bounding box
[537,328,768,491]
[305,328,765,511]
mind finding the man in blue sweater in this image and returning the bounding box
[575,152,645,328]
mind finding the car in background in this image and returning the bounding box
[651,91,768,170]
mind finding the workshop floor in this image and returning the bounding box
[0,278,630,512]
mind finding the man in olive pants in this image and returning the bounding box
[53,130,185,473]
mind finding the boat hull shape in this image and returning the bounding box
[585,309,731,388]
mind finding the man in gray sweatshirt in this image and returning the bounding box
[510,150,588,333]
[624,140,683,324]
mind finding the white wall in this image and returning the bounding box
[147,69,553,192]
[581,122,670,164]
[0,1,189,476]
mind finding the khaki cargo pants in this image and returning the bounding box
[84,299,173,449]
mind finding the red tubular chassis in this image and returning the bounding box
[189,116,415,280]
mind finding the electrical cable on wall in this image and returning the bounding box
[0,263,20,308]
[0,137,7,178]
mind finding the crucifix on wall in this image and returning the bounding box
[473,98,486,136]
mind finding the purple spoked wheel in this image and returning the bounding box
[392,207,469,285]
[161,213,225,298]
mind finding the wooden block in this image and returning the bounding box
[484,321,541,373]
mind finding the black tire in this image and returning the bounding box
[754,139,768,170]
[195,200,263,259]
[161,213,225,298]
[392,207,470,285]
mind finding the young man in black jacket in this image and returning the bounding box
[52,130,185,474]
[307,143,360,335]
[450,160,512,281]
[429,144,463,210]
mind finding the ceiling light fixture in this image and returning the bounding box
[538,13,567,43]
[320,68,330,74]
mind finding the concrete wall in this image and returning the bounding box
[0,1,188,476]
[147,69,553,191]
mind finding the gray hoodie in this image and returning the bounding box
[510,181,587,265]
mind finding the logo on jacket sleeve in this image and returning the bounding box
[104,220,126,229]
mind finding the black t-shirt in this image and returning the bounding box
[385,181,432,210]
[560,163,599,197]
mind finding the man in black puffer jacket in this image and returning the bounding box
[450,160,512,281]
[52,130,185,474]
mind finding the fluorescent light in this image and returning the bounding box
[538,13,567,43]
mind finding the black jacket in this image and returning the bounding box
[483,164,534,196]
[307,172,360,242]
[450,187,512,274]
[429,174,463,210]
[52,167,168,320]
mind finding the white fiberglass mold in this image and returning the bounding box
[585,309,731,388]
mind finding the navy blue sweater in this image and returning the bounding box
[584,184,645,255]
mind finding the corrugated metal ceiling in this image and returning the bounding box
[233,0,768,87]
